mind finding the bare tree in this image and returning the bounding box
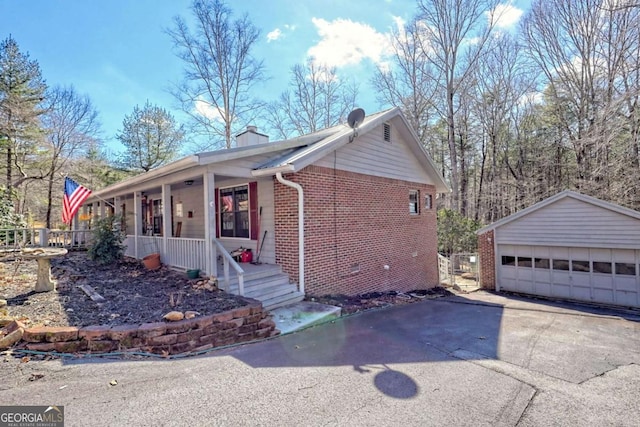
[522,0,639,199]
[416,0,501,214]
[470,34,537,221]
[168,0,265,149]
[40,86,100,228]
[371,18,439,143]
[267,59,358,139]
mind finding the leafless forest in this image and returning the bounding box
[2,0,640,228]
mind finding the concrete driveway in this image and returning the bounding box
[1,291,639,426]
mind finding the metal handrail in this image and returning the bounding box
[212,238,245,296]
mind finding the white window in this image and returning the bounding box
[409,190,419,215]
[425,194,433,210]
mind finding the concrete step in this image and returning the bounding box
[225,273,291,294]
[262,291,305,311]
[270,301,342,334]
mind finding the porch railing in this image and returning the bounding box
[0,228,92,250]
[166,237,206,272]
[48,230,93,249]
[137,235,163,258]
[213,238,244,296]
[0,228,44,248]
[124,235,135,258]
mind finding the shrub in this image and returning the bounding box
[88,215,125,264]
[0,188,27,246]
[0,187,26,229]
[437,208,481,255]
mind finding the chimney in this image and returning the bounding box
[236,125,269,147]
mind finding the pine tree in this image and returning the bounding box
[116,101,185,172]
[0,36,47,200]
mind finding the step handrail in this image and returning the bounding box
[212,238,245,296]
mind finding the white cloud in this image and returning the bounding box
[307,18,391,68]
[520,91,544,106]
[267,28,282,43]
[267,24,296,43]
[193,99,224,122]
[392,15,405,31]
[465,36,481,46]
[490,3,524,29]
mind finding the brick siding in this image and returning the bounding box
[478,230,496,290]
[274,165,439,296]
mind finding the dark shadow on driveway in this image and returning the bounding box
[220,296,504,369]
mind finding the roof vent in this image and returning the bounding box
[383,123,391,142]
[236,126,269,147]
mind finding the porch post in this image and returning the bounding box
[134,192,142,258]
[79,205,87,245]
[203,171,217,277]
[162,184,172,261]
[99,200,106,219]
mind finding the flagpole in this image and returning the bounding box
[91,194,116,209]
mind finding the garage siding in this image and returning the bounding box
[497,198,640,249]
[479,191,640,309]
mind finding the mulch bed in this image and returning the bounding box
[308,288,453,315]
[0,251,248,328]
[1,250,453,329]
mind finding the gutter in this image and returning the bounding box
[251,164,295,178]
[275,172,305,295]
[87,155,200,201]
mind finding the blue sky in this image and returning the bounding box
[2,0,528,155]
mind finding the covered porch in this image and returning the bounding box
[76,164,302,310]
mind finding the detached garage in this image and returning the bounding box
[477,190,640,309]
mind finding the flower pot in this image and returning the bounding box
[187,269,200,279]
[142,253,161,270]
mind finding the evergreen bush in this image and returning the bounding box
[88,215,125,264]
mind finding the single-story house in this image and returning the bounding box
[76,107,449,309]
[477,190,640,309]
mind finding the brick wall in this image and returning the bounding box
[274,165,439,296]
[478,230,496,290]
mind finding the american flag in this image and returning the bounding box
[62,177,92,225]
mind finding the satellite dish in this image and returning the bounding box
[347,108,365,129]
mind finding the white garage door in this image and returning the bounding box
[497,244,640,308]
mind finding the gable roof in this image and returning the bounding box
[88,108,449,199]
[476,190,640,234]
[251,107,449,192]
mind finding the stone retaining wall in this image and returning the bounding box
[17,298,278,356]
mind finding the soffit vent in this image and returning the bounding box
[383,123,391,142]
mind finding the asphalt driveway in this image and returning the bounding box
[1,291,639,426]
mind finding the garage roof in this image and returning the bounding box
[476,190,640,235]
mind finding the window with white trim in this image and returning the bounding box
[409,190,419,215]
[425,194,433,210]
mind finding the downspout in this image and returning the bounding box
[275,172,304,295]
